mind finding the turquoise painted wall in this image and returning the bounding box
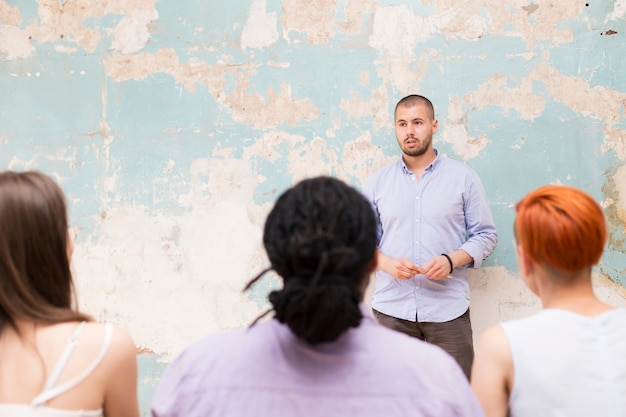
[2,0,626,414]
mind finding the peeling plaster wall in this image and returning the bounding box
[2,0,626,414]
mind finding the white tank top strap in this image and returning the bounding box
[31,322,114,407]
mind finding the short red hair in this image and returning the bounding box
[514,185,607,273]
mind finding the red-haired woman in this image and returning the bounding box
[0,171,139,417]
[471,184,626,417]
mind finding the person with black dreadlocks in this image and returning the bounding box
[151,176,484,417]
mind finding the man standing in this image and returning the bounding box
[363,94,498,379]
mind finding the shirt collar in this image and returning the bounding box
[400,149,441,175]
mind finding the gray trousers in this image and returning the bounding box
[373,308,474,380]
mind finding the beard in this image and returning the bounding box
[400,135,431,157]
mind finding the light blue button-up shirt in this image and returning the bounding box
[363,151,498,323]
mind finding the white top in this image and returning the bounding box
[0,322,113,417]
[501,308,626,417]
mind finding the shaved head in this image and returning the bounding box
[395,95,435,121]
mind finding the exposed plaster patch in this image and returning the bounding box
[611,164,626,228]
[286,136,337,183]
[281,0,338,44]
[602,174,626,256]
[423,0,580,49]
[0,1,21,25]
[163,160,175,174]
[339,86,390,131]
[608,0,626,21]
[594,273,626,304]
[325,118,341,138]
[73,202,263,358]
[438,95,487,161]
[267,61,290,68]
[375,54,429,97]
[110,8,159,55]
[466,73,546,121]
[241,129,391,188]
[54,44,77,53]
[337,53,431,135]
[105,48,217,92]
[470,267,626,341]
[448,61,626,160]
[341,131,394,183]
[602,128,626,161]
[280,0,374,43]
[242,131,305,164]
[105,49,318,129]
[74,158,264,357]
[359,70,370,87]
[435,7,489,41]
[25,0,156,55]
[241,0,278,50]
[0,25,34,60]
[223,83,320,129]
[469,266,541,338]
[528,62,626,160]
[337,0,377,35]
[369,5,436,56]
[441,122,488,162]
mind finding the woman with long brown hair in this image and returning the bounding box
[0,170,139,417]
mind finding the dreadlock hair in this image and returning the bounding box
[245,176,377,345]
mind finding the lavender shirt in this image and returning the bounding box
[151,307,485,417]
[363,152,498,322]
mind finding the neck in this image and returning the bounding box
[535,269,611,316]
[403,149,437,175]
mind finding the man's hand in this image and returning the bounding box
[377,250,421,279]
[419,255,453,280]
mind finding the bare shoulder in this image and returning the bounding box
[80,322,137,365]
[107,325,137,355]
[473,323,514,383]
[471,324,513,417]
[476,324,510,355]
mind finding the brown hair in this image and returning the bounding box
[0,171,91,334]
[514,184,607,274]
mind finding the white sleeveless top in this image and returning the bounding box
[0,322,113,417]
[501,308,626,417]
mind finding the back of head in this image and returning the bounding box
[0,170,88,332]
[514,184,607,274]
[261,176,377,345]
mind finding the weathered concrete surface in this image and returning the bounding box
[2,0,626,414]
